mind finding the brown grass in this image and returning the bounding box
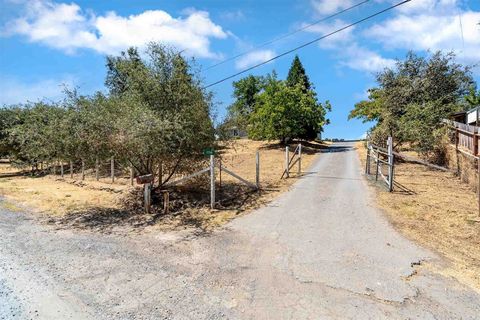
[357,142,480,291]
[0,140,326,232]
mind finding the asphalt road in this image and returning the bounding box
[1,142,479,319]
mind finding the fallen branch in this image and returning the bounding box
[392,151,451,172]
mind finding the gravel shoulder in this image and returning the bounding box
[1,142,479,319]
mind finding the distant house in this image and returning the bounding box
[228,126,247,138]
[450,106,480,125]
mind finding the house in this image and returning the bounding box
[227,126,247,138]
[450,106,480,125]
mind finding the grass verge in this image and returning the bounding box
[357,142,480,291]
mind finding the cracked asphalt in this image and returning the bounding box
[1,142,479,319]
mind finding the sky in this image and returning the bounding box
[0,0,479,139]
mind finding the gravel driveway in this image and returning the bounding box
[1,142,479,319]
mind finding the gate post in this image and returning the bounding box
[210,155,215,209]
[144,182,151,213]
[111,157,115,183]
[285,146,290,178]
[81,159,85,180]
[298,143,302,174]
[366,142,371,175]
[387,136,394,192]
[95,158,99,181]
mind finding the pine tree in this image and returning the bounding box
[286,55,311,92]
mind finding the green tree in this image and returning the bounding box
[8,102,67,169]
[224,75,265,132]
[248,72,330,143]
[465,86,480,107]
[349,51,473,163]
[0,106,25,158]
[105,43,215,181]
[286,55,324,139]
[286,55,311,92]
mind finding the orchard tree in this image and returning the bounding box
[105,43,215,182]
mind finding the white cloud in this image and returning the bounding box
[220,10,245,22]
[341,44,395,72]
[303,18,393,72]
[311,0,356,15]
[235,50,276,70]
[306,0,480,73]
[2,0,228,58]
[0,76,76,105]
[365,9,480,64]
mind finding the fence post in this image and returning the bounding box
[111,157,115,183]
[387,136,394,192]
[60,161,64,178]
[70,161,73,179]
[53,161,56,175]
[210,155,215,209]
[81,160,85,180]
[285,146,290,178]
[375,155,379,181]
[158,162,163,187]
[478,159,480,217]
[256,151,260,189]
[144,182,151,213]
[366,142,371,175]
[95,158,99,181]
[130,166,134,186]
[298,143,302,174]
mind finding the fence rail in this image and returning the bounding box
[443,119,480,156]
[365,136,395,192]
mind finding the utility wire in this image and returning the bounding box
[204,0,411,89]
[205,0,371,71]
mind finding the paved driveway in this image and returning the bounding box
[1,142,479,319]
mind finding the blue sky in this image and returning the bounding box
[1,0,479,139]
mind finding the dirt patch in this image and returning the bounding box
[0,140,326,232]
[357,142,480,291]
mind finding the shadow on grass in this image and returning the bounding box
[47,182,267,234]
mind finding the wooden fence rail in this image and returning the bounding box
[442,119,480,156]
[366,136,395,192]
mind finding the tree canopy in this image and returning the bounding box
[222,56,330,142]
[1,43,215,184]
[349,51,474,163]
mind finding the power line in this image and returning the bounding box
[204,0,411,89]
[205,0,371,71]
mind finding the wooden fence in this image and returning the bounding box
[442,119,480,156]
[365,137,395,192]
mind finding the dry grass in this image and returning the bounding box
[147,139,325,231]
[357,142,480,291]
[0,140,326,231]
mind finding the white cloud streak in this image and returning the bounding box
[235,50,276,70]
[2,0,228,58]
[304,19,394,72]
[311,0,356,15]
